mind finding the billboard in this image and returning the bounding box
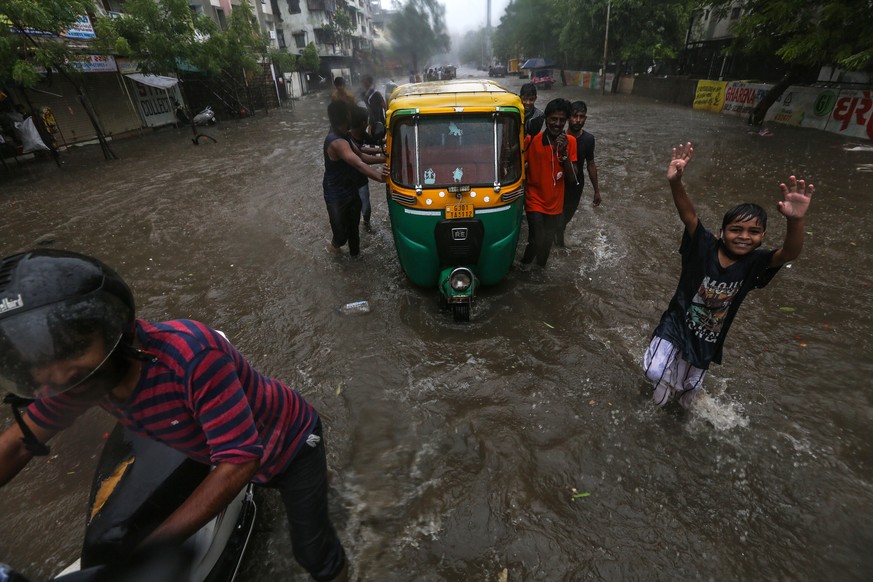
[765,87,835,130]
[722,82,771,117]
[693,80,727,113]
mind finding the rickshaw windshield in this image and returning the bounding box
[390,114,521,189]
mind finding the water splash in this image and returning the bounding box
[688,390,749,432]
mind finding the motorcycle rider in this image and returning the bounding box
[0,249,349,582]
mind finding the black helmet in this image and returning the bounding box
[0,250,135,399]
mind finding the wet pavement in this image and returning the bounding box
[1,70,873,581]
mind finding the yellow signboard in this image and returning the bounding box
[693,80,727,113]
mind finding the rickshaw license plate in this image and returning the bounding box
[446,203,474,219]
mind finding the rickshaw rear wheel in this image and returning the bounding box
[452,303,471,322]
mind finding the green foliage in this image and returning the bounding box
[222,0,269,76]
[494,0,693,70]
[270,49,298,73]
[96,0,221,75]
[326,4,355,47]
[0,0,96,87]
[299,42,320,72]
[493,0,562,65]
[387,0,450,72]
[457,28,488,66]
[710,0,873,72]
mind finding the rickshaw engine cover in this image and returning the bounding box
[435,219,484,266]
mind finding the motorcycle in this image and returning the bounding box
[0,422,256,582]
[193,106,217,126]
[384,79,526,321]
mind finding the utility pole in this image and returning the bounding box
[485,0,492,68]
[601,0,611,96]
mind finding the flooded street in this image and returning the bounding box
[1,72,872,581]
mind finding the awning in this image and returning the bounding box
[125,73,179,89]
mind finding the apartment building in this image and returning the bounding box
[271,0,378,78]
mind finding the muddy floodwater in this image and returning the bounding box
[1,72,872,581]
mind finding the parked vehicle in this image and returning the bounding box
[531,69,554,90]
[385,80,526,321]
[193,105,217,126]
[488,65,507,78]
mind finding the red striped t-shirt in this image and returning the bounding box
[26,319,316,484]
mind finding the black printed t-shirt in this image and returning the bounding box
[565,130,595,196]
[653,222,780,369]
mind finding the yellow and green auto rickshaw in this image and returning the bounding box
[385,79,525,321]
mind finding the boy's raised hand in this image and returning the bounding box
[777,175,813,219]
[667,142,693,183]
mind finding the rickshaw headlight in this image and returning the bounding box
[450,269,473,292]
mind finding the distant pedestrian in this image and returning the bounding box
[556,100,600,247]
[323,101,387,256]
[520,83,544,137]
[519,98,576,268]
[330,77,357,108]
[349,106,385,232]
[643,142,813,408]
[359,75,386,140]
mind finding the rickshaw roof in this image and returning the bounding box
[388,79,522,112]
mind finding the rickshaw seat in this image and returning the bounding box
[421,145,494,185]
[423,162,495,185]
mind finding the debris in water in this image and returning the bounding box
[543,321,554,329]
[497,568,508,582]
[779,307,796,313]
[570,487,591,501]
[843,144,873,152]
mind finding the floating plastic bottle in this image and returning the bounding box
[337,300,370,315]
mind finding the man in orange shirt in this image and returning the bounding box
[520,98,577,268]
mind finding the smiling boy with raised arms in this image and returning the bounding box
[643,142,813,408]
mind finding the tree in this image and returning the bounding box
[709,0,873,124]
[458,28,489,67]
[222,0,270,77]
[98,0,276,124]
[94,0,223,76]
[387,0,450,73]
[299,42,320,72]
[270,48,298,75]
[492,0,693,72]
[0,0,98,86]
[1,0,117,159]
[219,1,272,114]
[325,2,355,55]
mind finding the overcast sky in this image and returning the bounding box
[441,0,511,34]
[382,0,512,35]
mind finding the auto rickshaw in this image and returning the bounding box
[385,80,525,321]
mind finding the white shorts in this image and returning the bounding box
[642,336,707,408]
